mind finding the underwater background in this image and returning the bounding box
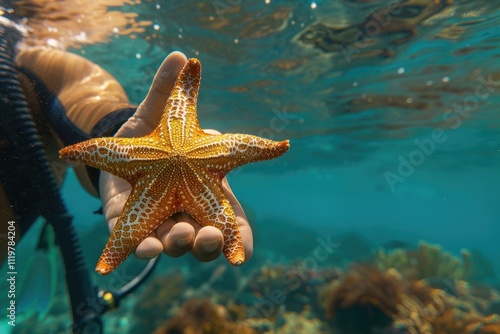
[2,0,500,333]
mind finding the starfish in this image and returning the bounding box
[59,58,290,275]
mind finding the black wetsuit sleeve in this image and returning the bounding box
[89,107,137,138]
[17,66,136,196]
[86,107,137,194]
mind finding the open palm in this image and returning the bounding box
[99,52,253,263]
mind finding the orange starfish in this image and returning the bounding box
[59,58,290,275]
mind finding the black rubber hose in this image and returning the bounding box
[115,256,159,301]
[95,256,160,314]
[0,19,160,330]
[0,26,103,334]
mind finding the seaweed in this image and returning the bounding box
[266,308,329,334]
[321,265,403,333]
[375,241,472,281]
[153,298,256,334]
[394,283,500,334]
[131,271,185,333]
[244,263,338,316]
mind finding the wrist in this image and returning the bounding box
[87,107,137,194]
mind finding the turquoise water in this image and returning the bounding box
[78,0,500,266]
[3,0,500,333]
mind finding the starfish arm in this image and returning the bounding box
[95,169,177,275]
[157,58,204,149]
[179,166,245,265]
[190,134,290,177]
[58,57,291,273]
[59,135,168,180]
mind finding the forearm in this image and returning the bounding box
[16,47,134,133]
[16,47,136,196]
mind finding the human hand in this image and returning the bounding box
[99,51,253,263]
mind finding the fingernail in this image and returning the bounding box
[176,235,191,247]
[201,240,219,253]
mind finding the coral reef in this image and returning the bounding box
[243,262,339,317]
[153,298,256,334]
[375,241,472,281]
[12,235,500,334]
[321,265,402,333]
[265,308,329,334]
[245,307,329,334]
[394,290,449,333]
[395,293,500,334]
[129,242,500,334]
[130,271,185,334]
[320,259,500,334]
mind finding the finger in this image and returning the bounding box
[191,226,224,262]
[155,212,197,237]
[135,233,163,259]
[156,220,195,257]
[202,130,254,259]
[203,129,221,135]
[222,178,253,261]
[100,174,131,224]
[134,51,187,129]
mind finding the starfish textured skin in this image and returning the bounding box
[59,58,290,275]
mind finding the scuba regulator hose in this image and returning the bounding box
[0,18,158,333]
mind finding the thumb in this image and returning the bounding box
[134,51,187,130]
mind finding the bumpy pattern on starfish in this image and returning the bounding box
[60,58,290,275]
